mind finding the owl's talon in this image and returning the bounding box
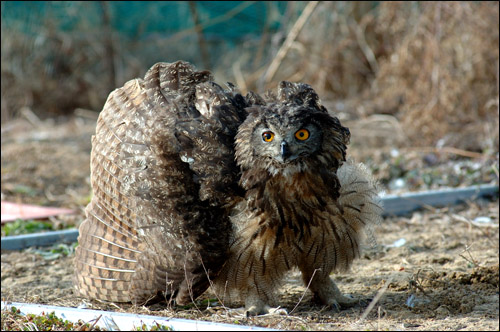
[268,307,288,315]
[245,301,270,317]
[244,296,286,316]
[245,307,266,317]
[329,300,341,313]
[308,276,362,312]
[358,297,370,307]
[245,306,288,317]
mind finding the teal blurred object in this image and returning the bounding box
[0,1,301,115]
[1,1,288,47]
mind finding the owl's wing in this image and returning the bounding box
[74,76,147,303]
[175,80,248,206]
[74,61,242,305]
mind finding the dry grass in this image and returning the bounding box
[372,2,499,153]
[237,1,499,154]
[1,1,498,153]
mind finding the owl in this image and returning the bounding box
[74,60,382,316]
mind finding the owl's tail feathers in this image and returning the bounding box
[74,201,142,303]
[337,161,383,248]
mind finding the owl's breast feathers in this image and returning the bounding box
[222,161,381,300]
[239,169,339,245]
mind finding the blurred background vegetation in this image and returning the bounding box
[1,1,498,155]
[1,4,498,330]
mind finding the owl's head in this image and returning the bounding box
[235,82,350,185]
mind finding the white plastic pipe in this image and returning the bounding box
[1,301,275,331]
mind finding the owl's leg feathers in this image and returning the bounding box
[303,272,359,311]
[312,277,358,311]
[244,294,288,316]
[245,296,270,316]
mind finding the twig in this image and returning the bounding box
[409,269,428,296]
[451,213,498,228]
[189,2,210,69]
[377,305,382,331]
[20,107,42,127]
[492,164,499,179]
[74,108,99,120]
[77,314,102,331]
[253,2,272,70]
[262,1,320,86]
[459,244,480,267]
[404,146,487,159]
[288,268,320,316]
[198,253,229,316]
[99,1,116,90]
[183,256,202,314]
[166,2,256,43]
[351,17,379,73]
[232,61,247,95]
[355,276,393,326]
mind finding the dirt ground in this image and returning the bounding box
[1,115,499,331]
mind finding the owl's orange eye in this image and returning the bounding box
[262,131,274,142]
[295,129,309,141]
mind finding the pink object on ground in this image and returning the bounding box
[1,201,75,224]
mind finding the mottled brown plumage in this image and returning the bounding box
[74,61,382,315]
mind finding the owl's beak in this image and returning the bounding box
[280,141,291,161]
